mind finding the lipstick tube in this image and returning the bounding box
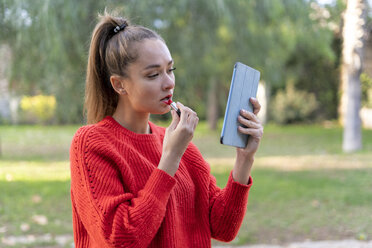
[170,101,181,117]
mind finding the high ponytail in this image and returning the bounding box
[84,10,163,124]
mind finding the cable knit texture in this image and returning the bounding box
[70,116,253,248]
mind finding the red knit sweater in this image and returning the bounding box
[70,116,252,248]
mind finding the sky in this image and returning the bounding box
[317,0,372,6]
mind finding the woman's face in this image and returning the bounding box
[123,39,175,115]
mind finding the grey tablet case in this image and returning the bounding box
[220,62,260,148]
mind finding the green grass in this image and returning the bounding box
[213,168,372,245]
[0,160,72,245]
[193,121,372,158]
[1,121,372,247]
[0,125,79,161]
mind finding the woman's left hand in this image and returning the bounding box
[237,97,263,158]
[233,97,263,184]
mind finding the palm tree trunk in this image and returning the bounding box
[341,0,367,152]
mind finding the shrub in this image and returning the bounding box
[361,72,372,108]
[270,83,318,124]
[20,95,56,124]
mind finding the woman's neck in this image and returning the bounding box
[112,103,151,134]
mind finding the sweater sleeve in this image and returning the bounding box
[70,127,176,247]
[182,142,253,242]
[208,171,252,242]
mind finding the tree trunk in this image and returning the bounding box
[343,70,363,152]
[207,78,219,130]
[0,44,12,122]
[257,81,269,124]
[341,0,367,152]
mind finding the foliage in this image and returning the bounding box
[274,1,345,120]
[0,0,107,123]
[270,83,318,124]
[361,72,372,108]
[284,32,341,120]
[20,95,56,124]
[0,0,345,124]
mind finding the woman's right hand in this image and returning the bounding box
[158,102,199,176]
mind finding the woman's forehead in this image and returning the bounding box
[135,39,172,67]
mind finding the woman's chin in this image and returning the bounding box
[151,109,170,115]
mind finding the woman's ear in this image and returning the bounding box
[110,76,127,95]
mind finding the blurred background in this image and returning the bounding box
[0,0,372,247]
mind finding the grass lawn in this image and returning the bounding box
[1,121,372,247]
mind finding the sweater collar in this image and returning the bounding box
[100,116,162,142]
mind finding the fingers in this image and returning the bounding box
[238,104,263,140]
[238,115,261,129]
[168,107,180,130]
[250,97,261,115]
[238,125,263,139]
[239,109,260,125]
[177,102,188,123]
[163,103,199,163]
[176,102,198,125]
[192,115,199,130]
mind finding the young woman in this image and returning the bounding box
[70,11,263,248]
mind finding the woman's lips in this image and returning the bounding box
[161,95,173,105]
[161,98,172,105]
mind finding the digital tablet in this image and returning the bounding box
[220,62,260,148]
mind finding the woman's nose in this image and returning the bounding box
[163,73,175,90]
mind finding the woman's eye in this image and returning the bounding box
[148,73,159,78]
[147,67,176,79]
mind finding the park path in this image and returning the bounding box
[214,240,372,248]
[2,235,372,247]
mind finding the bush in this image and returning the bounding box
[270,83,318,124]
[361,72,372,108]
[20,95,57,124]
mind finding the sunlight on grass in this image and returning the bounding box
[207,153,372,171]
[0,160,72,244]
[211,165,372,245]
[1,122,372,247]
[0,160,70,181]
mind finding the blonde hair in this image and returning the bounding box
[84,11,163,124]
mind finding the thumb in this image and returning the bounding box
[168,108,180,130]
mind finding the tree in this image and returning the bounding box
[340,0,368,152]
[0,0,108,123]
[0,0,345,126]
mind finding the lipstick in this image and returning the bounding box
[167,99,181,117]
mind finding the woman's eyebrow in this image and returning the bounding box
[143,60,173,70]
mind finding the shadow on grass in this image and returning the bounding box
[2,166,372,246]
[0,180,72,237]
[212,167,372,245]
